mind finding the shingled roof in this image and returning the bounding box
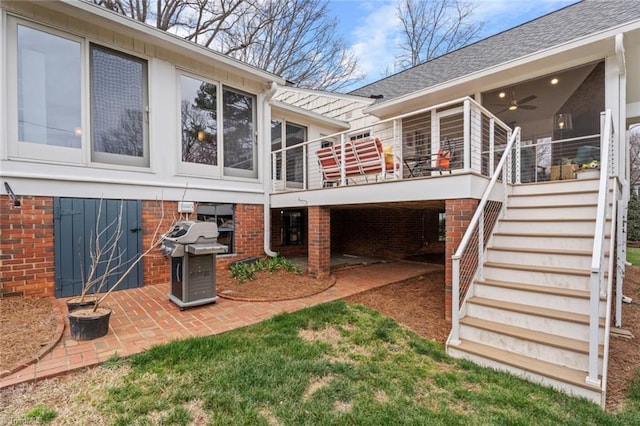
[349,0,640,102]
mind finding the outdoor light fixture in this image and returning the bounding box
[508,100,518,111]
[551,78,559,85]
[499,92,506,98]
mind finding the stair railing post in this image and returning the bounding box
[451,255,461,345]
[489,118,495,175]
[478,212,484,281]
[302,144,308,190]
[464,99,471,170]
[586,271,602,387]
[339,134,346,186]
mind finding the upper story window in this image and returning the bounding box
[90,45,149,167]
[180,75,218,167]
[178,75,257,179]
[223,87,256,178]
[17,24,82,149]
[271,119,307,184]
[8,17,149,167]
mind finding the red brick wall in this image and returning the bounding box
[444,198,479,321]
[0,196,266,297]
[308,206,331,277]
[0,196,55,297]
[331,208,443,259]
[141,200,176,286]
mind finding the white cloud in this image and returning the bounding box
[344,1,401,83]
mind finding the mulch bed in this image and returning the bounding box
[0,296,59,375]
[216,269,335,301]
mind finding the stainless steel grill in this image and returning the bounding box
[160,221,228,310]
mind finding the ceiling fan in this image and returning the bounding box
[494,91,537,113]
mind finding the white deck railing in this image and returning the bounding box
[271,97,512,192]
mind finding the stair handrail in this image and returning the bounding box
[449,126,521,345]
[599,179,619,407]
[586,109,613,387]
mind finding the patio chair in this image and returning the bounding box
[317,146,341,187]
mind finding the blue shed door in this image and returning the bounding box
[54,198,143,298]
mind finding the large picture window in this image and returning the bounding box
[16,24,82,150]
[223,87,256,178]
[181,76,218,166]
[90,45,149,167]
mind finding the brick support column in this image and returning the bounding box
[308,206,331,278]
[445,198,479,321]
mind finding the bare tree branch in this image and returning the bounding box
[396,0,483,70]
[92,0,362,91]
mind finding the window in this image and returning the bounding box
[13,23,83,162]
[181,75,218,166]
[223,87,256,178]
[271,119,307,184]
[90,45,149,167]
[8,18,149,167]
[197,203,235,254]
[281,210,304,246]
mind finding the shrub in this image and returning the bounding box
[229,256,300,283]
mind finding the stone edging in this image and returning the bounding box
[217,275,337,302]
[0,297,65,379]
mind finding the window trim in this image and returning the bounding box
[89,43,150,168]
[6,16,87,164]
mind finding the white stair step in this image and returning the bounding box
[474,279,606,314]
[465,297,605,341]
[458,317,603,371]
[490,232,603,251]
[508,190,597,207]
[496,218,596,234]
[485,246,593,269]
[447,340,602,404]
[504,204,597,219]
[511,179,600,195]
[482,261,590,290]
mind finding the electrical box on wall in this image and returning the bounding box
[178,201,194,213]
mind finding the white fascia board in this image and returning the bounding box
[271,100,350,130]
[278,86,375,104]
[48,0,285,86]
[367,19,640,118]
[270,173,493,209]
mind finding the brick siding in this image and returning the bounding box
[0,195,55,297]
[444,198,479,321]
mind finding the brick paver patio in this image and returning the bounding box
[1,261,439,389]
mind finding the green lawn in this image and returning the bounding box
[93,302,638,425]
[628,247,640,266]
[8,302,640,425]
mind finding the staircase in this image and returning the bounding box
[447,177,609,405]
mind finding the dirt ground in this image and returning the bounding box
[1,263,639,412]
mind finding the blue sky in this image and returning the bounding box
[328,0,579,91]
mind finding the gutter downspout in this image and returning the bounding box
[263,82,279,257]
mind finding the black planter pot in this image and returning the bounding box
[66,297,98,313]
[68,307,112,340]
